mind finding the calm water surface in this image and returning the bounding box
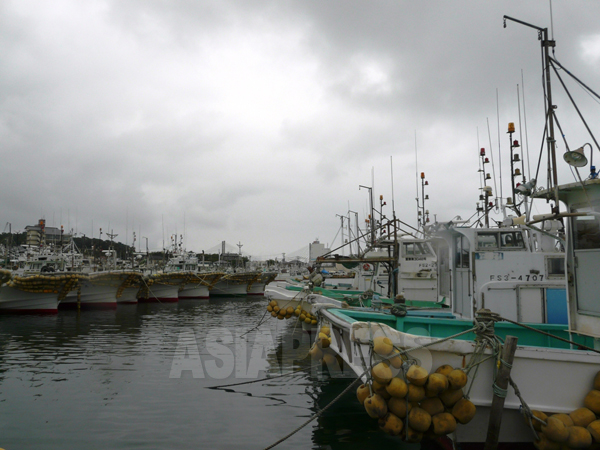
[0,298,418,450]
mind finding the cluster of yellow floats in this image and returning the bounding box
[531,372,600,450]
[353,336,475,442]
[266,300,318,325]
[6,273,84,297]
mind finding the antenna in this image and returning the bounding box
[390,156,396,218]
[414,130,419,226]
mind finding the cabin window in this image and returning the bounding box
[476,231,525,250]
[500,231,525,249]
[546,256,565,278]
[455,235,470,268]
[476,232,499,250]
[572,206,600,250]
[403,242,432,257]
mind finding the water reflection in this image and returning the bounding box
[0,297,424,449]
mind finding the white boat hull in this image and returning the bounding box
[319,307,600,443]
[179,285,209,299]
[0,286,59,314]
[139,283,179,302]
[211,281,248,297]
[61,282,117,310]
[117,286,139,304]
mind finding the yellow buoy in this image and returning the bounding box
[439,388,464,408]
[566,426,592,449]
[286,306,294,314]
[364,394,388,419]
[594,371,600,391]
[452,398,476,425]
[378,412,403,436]
[316,336,330,349]
[420,397,445,417]
[356,384,370,405]
[542,416,570,443]
[387,396,412,418]
[570,408,596,428]
[406,365,429,386]
[533,433,561,450]
[310,319,317,325]
[435,364,454,376]
[406,383,426,402]
[320,326,331,336]
[373,336,394,356]
[269,300,278,307]
[405,427,423,443]
[584,390,600,415]
[371,379,391,399]
[322,352,337,368]
[587,419,600,442]
[371,362,393,385]
[408,406,432,432]
[552,413,574,427]
[425,373,449,396]
[447,369,468,390]
[527,410,548,432]
[309,345,323,360]
[385,377,408,398]
[388,354,404,369]
[431,412,457,436]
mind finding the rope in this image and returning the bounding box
[262,368,367,450]
[239,308,270,338]
[498,315,600,355]
[206,364,321,390]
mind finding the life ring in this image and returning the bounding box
[363,263,371,271]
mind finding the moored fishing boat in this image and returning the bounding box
[0,269,88,314]
[210,271,276,297]
[59,270,144,309]
[308,19,600,447]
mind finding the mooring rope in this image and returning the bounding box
[206,364,322,390]
[261,368,367,450]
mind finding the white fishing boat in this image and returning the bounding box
[59,270,144,309]
[0,269,87,314]
[211,270,277,297]
[310,19,600,447]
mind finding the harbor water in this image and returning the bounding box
[0,298,422,450]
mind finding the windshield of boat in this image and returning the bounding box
[476,231,525,251]
[572,204,600,250]
[402,242,432,257]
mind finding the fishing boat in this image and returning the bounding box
[310,18,600,447]
[59,270,144,309]
[210,270,277,297]
[0,269,88,314]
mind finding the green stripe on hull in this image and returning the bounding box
[328,309,596,350]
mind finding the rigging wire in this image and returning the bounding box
[486,118,499,202]
[521,70,532,181]
[549,59,600,155]
[496,89,503,208]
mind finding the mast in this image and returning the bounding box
[503,15,559,213]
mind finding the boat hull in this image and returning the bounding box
[319,307,600,444]
[0,286,59,314]
[60,282,118,310]
[179,285,209,299]
[139,283,179,303]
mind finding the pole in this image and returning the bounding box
[484,335,519,450]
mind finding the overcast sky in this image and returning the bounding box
[2,1,600,260]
